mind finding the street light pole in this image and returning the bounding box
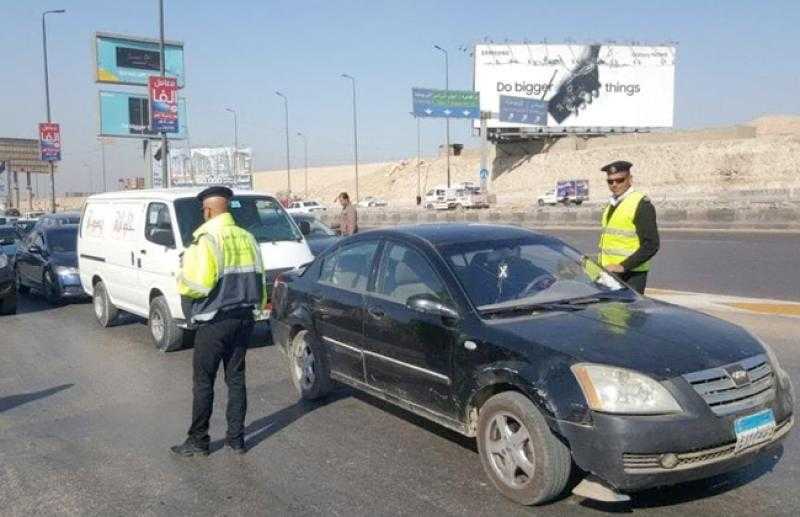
[434,45,450,188]
[341,74,359,202]
[42,9,65,213]
[275,91,291,195]
[410,112,421,204]
[158,0,169,188]
[296,132,308,198]
[225,108,238,187]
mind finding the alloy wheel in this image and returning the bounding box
[150,309,165,342]
[485,412,536,489]
[293,337,316,390]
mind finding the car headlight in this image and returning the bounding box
[751,333,787,377]
[571,363,682,414]
[55,265,79,276]
[0,254,7,269]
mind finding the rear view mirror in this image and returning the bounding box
[149,228,175,248]
[407,294,459,320]
[298,220,311,236]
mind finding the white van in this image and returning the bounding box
[78,188,314,351]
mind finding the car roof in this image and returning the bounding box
[85,188,276,202]
[365,223,556,248]
[42,211,81,218]
[43,224,78,234]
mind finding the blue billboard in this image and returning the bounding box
[98,91,188,139]
[498,95,548,125]
[95,32,185,87]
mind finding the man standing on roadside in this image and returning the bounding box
[597,161,660,294]
[335,191,358,236]
[171,186,266,457]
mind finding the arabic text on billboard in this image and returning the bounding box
[99,91,188,139]
[95,33,185,87]
[148,76,179,133]
[38,123,61,162]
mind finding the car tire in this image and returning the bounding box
[148,295,184,353]
[93,281,118,328]
[15,267,29,294]
[0,290,17,315]
[43,270,61,305]
[477,391,571,506]
[288,329,332,400]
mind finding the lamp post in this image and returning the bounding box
[225,107,239,187]
[410,112,421,205]
[275,91,291,195]
[340,73,359,202]
[433,44,450,188]
[296,132,308,198]
[42,8,66,213]
[157,0,169,188]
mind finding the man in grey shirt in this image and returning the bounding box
[335,192,358,236]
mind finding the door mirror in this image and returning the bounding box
[407,294,459,320]
[149,228,175,248]
[298,220,311,236]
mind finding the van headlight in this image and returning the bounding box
[55,265,79,276]
[571,363,682,414]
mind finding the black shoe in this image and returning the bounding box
[225,438,246,455]
[170,439,209,457]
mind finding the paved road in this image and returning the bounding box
[1,294,798,516]
[541,229,800,301]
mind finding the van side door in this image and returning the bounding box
[136,202,182,316]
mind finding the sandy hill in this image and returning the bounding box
[253,115,800,208]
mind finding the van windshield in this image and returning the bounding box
[174,195,302,246]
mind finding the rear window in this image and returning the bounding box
[46,227,78,253]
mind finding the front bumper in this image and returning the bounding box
[54,274,89,299]
[558,379,794,492]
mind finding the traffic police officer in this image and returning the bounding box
[171,186,266,457]
[597,160,660,294]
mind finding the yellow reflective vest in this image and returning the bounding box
[598,191,650,273]
[177,212,266,323]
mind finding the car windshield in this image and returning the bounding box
[440,237,628,311]
[46,227,78,253]
[174,195,302,246]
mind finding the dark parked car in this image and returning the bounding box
[0,225,18,257]
[291,214,340,256]
[32,211,81,233]
[14,219,37,240]
[0,248,16,314]
[270,224,794,506]
[16,224,84,304]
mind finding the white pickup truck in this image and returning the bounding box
[425,182,490,210]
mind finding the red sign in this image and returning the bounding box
[39,123,62,161]
[148,76,179,133]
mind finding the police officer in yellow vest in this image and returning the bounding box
[598,161,660,294]
[171,186,266,457]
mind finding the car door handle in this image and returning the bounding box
[367,306,384,319]
[140,249,147,255]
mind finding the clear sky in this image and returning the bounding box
[1,0,798,194]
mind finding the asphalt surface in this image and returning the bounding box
[1,293,798,516]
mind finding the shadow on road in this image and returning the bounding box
[15,292,89,316]
[0,383,74,413]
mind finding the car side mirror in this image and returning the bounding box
[150,228,175,248]
[298,221,311,236]
[407,294,459,320]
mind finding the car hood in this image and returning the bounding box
[488,298,763,379]
[50,251,78,268]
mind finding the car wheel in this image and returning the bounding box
[15,267,29,294]
[43,270,61,305]
[0,290,17,315]
[477,392,571,506]
[288,329,332,400]
[93,280,118,328]
[148,295,184,352]
[537,199,545,207]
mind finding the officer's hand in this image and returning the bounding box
[606,264,625,273]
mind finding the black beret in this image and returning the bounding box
[600,160,633,173]
[197,186,233,202]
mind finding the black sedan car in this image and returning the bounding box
[16,224,84,304]
[270,224,794,506]
[291,213,340,256]
[0,248,16,314]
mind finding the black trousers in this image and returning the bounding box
[620,271,648,295]
[188,316,254,446]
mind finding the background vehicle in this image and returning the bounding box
[0,225,18,256]
[357,196,388,208]
[0,249,16,314]
[79,188,314,352]
[424,186,456,210]
[287,200,327,215]
[14,219,37,240]
[452,182,490,209]
[291,213,340,256]
[33,211,81,232]
[16,224,82,304]
[537,180,589,206]
[271,224,794,506]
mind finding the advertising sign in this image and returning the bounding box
[38,123,62,161]
[95,33,185,87]
[0,138,53,174]
[498,95,547,125]
[474,44,675,129]
[148,76,179,133]
[152,146,252,190]
[412,88,480,118]
[99,91,188,139]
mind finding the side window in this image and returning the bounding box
[376,242,451,305]
[145,202,175,246]
[319,241,379,291]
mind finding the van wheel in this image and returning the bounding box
[288,330,332,400]
[149,295,184,352]
[477,392,571,506]
[0,291,17,315]
[93,281,118,327]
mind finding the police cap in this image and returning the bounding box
[600,160,633,174]
[196,186,233,202]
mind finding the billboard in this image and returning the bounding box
[474,44,675,129]
[99,90,188,139]
[148,76,179,133]
[152,146,253,190]
[39,123,62,161]
[95,32,185,87]
[0,138,53,174]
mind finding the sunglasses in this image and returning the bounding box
[607,177,629,185]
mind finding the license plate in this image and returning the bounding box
[734,409,776,453]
